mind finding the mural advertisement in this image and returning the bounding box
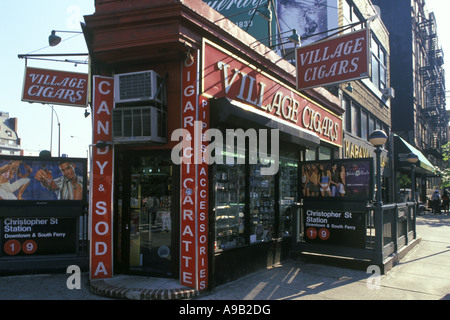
[0,156,86,202]
[300,158,373,249]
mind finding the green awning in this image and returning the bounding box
[394,134,436,175]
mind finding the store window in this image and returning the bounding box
[249,162,275,244]
[214,150,245,251]
[214,137,300,251]
[279,150,299,237]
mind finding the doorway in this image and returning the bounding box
[115,151,175,277]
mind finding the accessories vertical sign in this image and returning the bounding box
[90,76,114,279]
[180,50,209,291]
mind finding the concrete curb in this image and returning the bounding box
[89,279,197,300]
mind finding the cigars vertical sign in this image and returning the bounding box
[296,29,370,90]
[22,67,88,107]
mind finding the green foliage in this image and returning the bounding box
[398,173,411,189]
[440,142,450,187]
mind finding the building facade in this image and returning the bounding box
[372,0,447,201]
[0,112,21,156]
[336,0,393,203]
[83,0,347,289]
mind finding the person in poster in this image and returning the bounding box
[338,164,346,197]
[35,160,83,200]
[0,160,32,200]
[319,164,332,196]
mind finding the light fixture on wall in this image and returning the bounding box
[345,83,353,92]
[48,30,83,47]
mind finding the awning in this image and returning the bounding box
[394,134,436,175]
[209,97,321,149]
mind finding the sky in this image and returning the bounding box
[0,1,449,159]
[0,1,95,158]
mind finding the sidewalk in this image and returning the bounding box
[0,214,449,300]
[199,213,450,300]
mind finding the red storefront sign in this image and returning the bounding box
[202,39,343,147]
[197,94,209,291]
[90,76,114,279]
[296,29,370,90]
[180,50,209,290]
[22,67,88,107]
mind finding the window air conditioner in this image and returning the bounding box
[382,87,395,99]
[114,70,166,104]
[112,106,167,144]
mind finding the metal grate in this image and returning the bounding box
[112,106,167,144]
[118,73,152,101]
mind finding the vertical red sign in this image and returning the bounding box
[90,76,114,279]
[180,51,209,291]
[180,51,198,288]
[197,95,209,291]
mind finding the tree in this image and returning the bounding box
[439,142,450,188]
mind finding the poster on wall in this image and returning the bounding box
[1,217,77,256]
[278,0,331,47]
[300,158,373,200]
[0,156,86,203]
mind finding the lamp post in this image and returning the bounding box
[369,130,388,206]
[369,129,388,265]
[407,152,419,239]
[49,105,61,157]
[406,153,419,202]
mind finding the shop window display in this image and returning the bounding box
[214,153,245,251]
[249,163,275,243]
[279,153,298,237]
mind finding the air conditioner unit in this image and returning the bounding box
[114,70,166,104]
[112,106,167,144]
[382,87,395,99]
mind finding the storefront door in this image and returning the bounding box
[115,152,174,277]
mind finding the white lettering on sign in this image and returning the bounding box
[179,50,209,291]
[22,67,88,107]
[90,76,114,280]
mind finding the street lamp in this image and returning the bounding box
[48,30,83,47]
[369,130,388,206]
[407,153,419,202]
[369,129,388,265]
[48,105,61,157]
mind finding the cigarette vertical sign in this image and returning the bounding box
[90,76,114,279]
[296,29,370,90]
[180,50,209,291]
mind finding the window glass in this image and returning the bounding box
[249,161,275,244]
[369,117,375,135]
[351,104,360,137]
[279,150,298,237]
[361,111,368,140]
[319,145,331,160]
[305,148,316,161]
[214,150,245,251]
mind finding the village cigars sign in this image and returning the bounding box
[22,67,88,107]
[202,39,343,147]
[296,29,370,90]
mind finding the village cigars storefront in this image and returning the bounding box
[84,0,343,290]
